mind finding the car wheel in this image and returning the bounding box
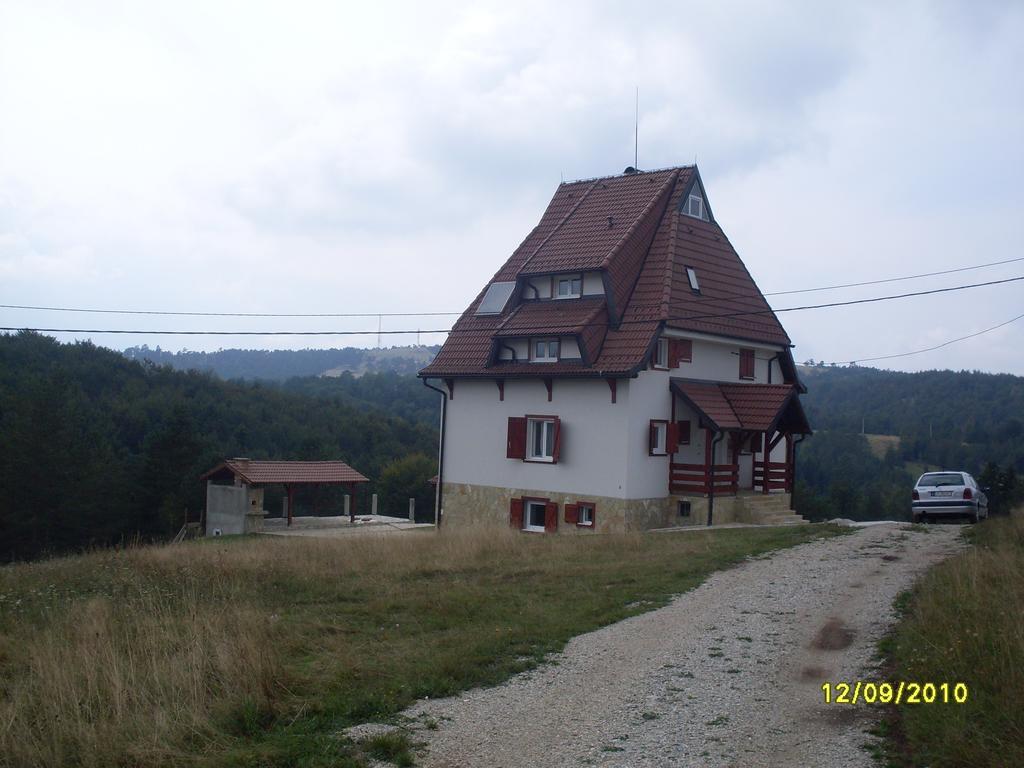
[970,508,980,524]
[912,513,921,524]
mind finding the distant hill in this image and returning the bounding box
[798,364,1024,469]
[123,344,440,381]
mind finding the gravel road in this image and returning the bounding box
[397,523,964,767]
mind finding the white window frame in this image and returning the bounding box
[685,266,700,293]
[650,420,668,456]
[532,338,559,363]
[653,337,669,369]
[555,275,583,299]
[526,417,556,462]
[524,500,547,532]
[577,503,594,527]
[686,194,704,219]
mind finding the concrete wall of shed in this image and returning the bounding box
[206,482,264,535]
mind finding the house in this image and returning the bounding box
[419,165,811,532]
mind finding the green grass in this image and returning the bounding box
[0,523,842,767]
[879,514,1024,767]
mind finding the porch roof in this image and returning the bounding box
[200,458,369,485]
[670,379,812,435]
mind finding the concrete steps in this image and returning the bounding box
[738,494,808,526]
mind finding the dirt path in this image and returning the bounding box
[397,523,963,767]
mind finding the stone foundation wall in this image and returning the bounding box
[442,482,681,534]
[441,483,794,533]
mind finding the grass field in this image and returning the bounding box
[0,523,840,767]
[881,514,1024,767]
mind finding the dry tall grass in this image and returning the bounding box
[0,524,835,767]
[889,514,1024,767]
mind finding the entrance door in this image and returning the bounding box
[738,452,754,490]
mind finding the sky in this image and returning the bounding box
[1,0,1022,373]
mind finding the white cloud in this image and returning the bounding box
[0,0,1021,373]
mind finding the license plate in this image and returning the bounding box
[932,491,953,497]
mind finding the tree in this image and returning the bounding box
[376,454,436,522]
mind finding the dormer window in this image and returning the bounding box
[686,193,704,219]
[556,275,583,299]
[686,266,700,294]
[653,338,669,369]
[532,338,560,362]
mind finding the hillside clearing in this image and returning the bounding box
[0,524,840,768]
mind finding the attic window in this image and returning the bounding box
[686,194,704,219]
[476,281,516,315]
[532,338,559,363]
[556,275,582,299]
[686,266,701,293]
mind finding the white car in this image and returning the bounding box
[912,471,988,524]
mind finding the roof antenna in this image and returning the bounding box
[634,86,639,169]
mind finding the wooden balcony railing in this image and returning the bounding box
[754,460,792,492]
[669,462,739,495]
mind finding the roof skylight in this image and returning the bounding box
[475,281,517,315]
[686,266,701,293]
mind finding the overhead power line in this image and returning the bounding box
[839,310,1024,365]
[2,275,1022,337]
[762,255,1024,296]
[0,304,462,318]
[3,256,1023,319]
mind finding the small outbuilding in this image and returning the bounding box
[200,458,370,534]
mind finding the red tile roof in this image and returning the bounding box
[421,166,791,378]
[670,380,810,434]
[201,459,369,485]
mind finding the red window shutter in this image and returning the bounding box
[551,417,562,463]
[679,339,692,363]
[739,349,755,379]
[510,498,524,529]
[678,420,691,445]
[666,421,680,454]
[544,502,558,532]
[565,503,579,525]
[506,417,527,459]
[667,339,680,368]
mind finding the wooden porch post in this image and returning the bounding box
[703,427,713,495]
[762,433,771,495]
[349,483,357,523]
[785,433,794,492]
[286,484,295,527]
[730,432,740,495]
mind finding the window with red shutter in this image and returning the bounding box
[739,348,755,380]
[564,503,579,524]
[649,420,668,455]
[509,498,524,529]
[666,421,680,454]
[544,502,558,532]
[507,417,527,459]
[551,417,562,463]
[576,503,595,527]
[678,420,691,445]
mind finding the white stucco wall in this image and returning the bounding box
[443,334,792,502]
[443,378,631,498]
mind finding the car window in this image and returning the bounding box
[918,473,965,487]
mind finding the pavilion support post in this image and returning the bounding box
[349,483,357,524]
[286,484,295,527]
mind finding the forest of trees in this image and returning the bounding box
[0,333,440,561]
[123,344,440,380]
[3,333,1023,561]
[794,365,1024,522]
